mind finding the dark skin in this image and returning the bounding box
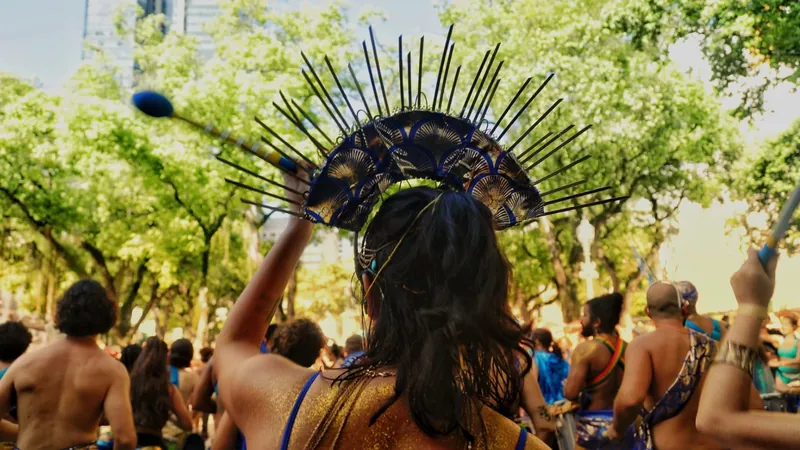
[563,304,623,412]
[213,169,548,449]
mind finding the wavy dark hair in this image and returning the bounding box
[56,279,116,337]
[532,328,563,360]
[130,336,171,430]
[0,321,32,362]
[586,292,624,334]
[272,318,326,367]
[340,187,532,443]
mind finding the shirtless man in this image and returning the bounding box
[610,282,762,450]
[677,281,727,341]
[0,279,136,450]
[564,292,628,449]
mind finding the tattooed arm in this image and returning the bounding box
[520,360,556,442]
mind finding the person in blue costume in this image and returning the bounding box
[564,293,631,449]
[531,328,570,405]
[610,282,762,450]
[677,281,727,341]
[341,335,365,368]
[773,313,800,392]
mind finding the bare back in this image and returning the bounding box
[7,339,131,450]
[226,355,549,449]
[638,329,722,450]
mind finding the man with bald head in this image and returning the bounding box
[609,282,761,449]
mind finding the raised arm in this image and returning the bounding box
[611,338,652,438]
[214,169,313,405]
[563,342,592,401]
[696,250,800,448]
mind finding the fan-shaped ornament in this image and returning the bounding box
[132,25,627,239]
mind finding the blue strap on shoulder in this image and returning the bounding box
[515,428,528,450]
[170,365,180,387]
[280,371,321,450]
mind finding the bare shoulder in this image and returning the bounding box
[230,354,316,400]
[571,340,600,363]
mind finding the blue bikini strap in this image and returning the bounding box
[280,371,322,450]
[515,428,528,450]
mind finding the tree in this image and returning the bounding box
[610,0,800,117]
[731,119,800,252]
[440,0,742,320]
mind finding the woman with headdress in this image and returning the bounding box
[160,21,625,447]
[531,328,570,405]
[130,337,193,449]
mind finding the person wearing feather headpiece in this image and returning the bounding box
[136,23,626,449]
[609,282,762,450]
[678,281,727,342]
[563,293,631,449]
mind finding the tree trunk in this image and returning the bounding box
[541,217,580,322]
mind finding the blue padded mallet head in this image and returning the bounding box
[132,91,174,118]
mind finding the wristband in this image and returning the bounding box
[713,340,757,378]
[737,304,769,321]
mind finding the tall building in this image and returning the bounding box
[82,0,138,87]
[182,0,219,59]
[82,0,220,87]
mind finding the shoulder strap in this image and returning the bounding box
[587,336,625,389]
[515,427,528,450]
[169,365,180,387]
[280,371,322,450]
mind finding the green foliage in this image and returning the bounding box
[610,0,800,117]
[732,119,800,252]
[440,0,742,319]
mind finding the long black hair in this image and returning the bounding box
[532,328,563,360]
[341,187,532,442]
[130,336,171,430]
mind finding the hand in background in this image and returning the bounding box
[730,249,777,308]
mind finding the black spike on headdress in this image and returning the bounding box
[301,70,346,134]
[225,178,301,206]
[184,25,627,232]
[348,63,373,119]
[362,41,383,117]
[539,196,629,217]
[474,60,503,122]
[460,50,491,117]
[216,156,303,196]
[398,35,405,110]
[490,77,532,135]
[527,125,593,170]
[497,73,554,140]
[240,198,303,218]
[369,26,390,114]
[439,43,455,110]
[417,36,424,108]
[468,44,500,120]
[291,99,334,146]
[508,98,563,153]
[302,52,349,128]
[478,77,501,124]
[433,25,454,109]
[542,186,612,206]
[324,56,359,126]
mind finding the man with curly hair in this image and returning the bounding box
[0,279,136,449]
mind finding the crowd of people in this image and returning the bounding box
[0,172,797,450]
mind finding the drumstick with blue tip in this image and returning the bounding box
[758,179,800,266]
[131,91,306,179]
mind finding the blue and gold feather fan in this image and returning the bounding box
[133,25,627,235]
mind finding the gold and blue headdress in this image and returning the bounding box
[133,26,626,234]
